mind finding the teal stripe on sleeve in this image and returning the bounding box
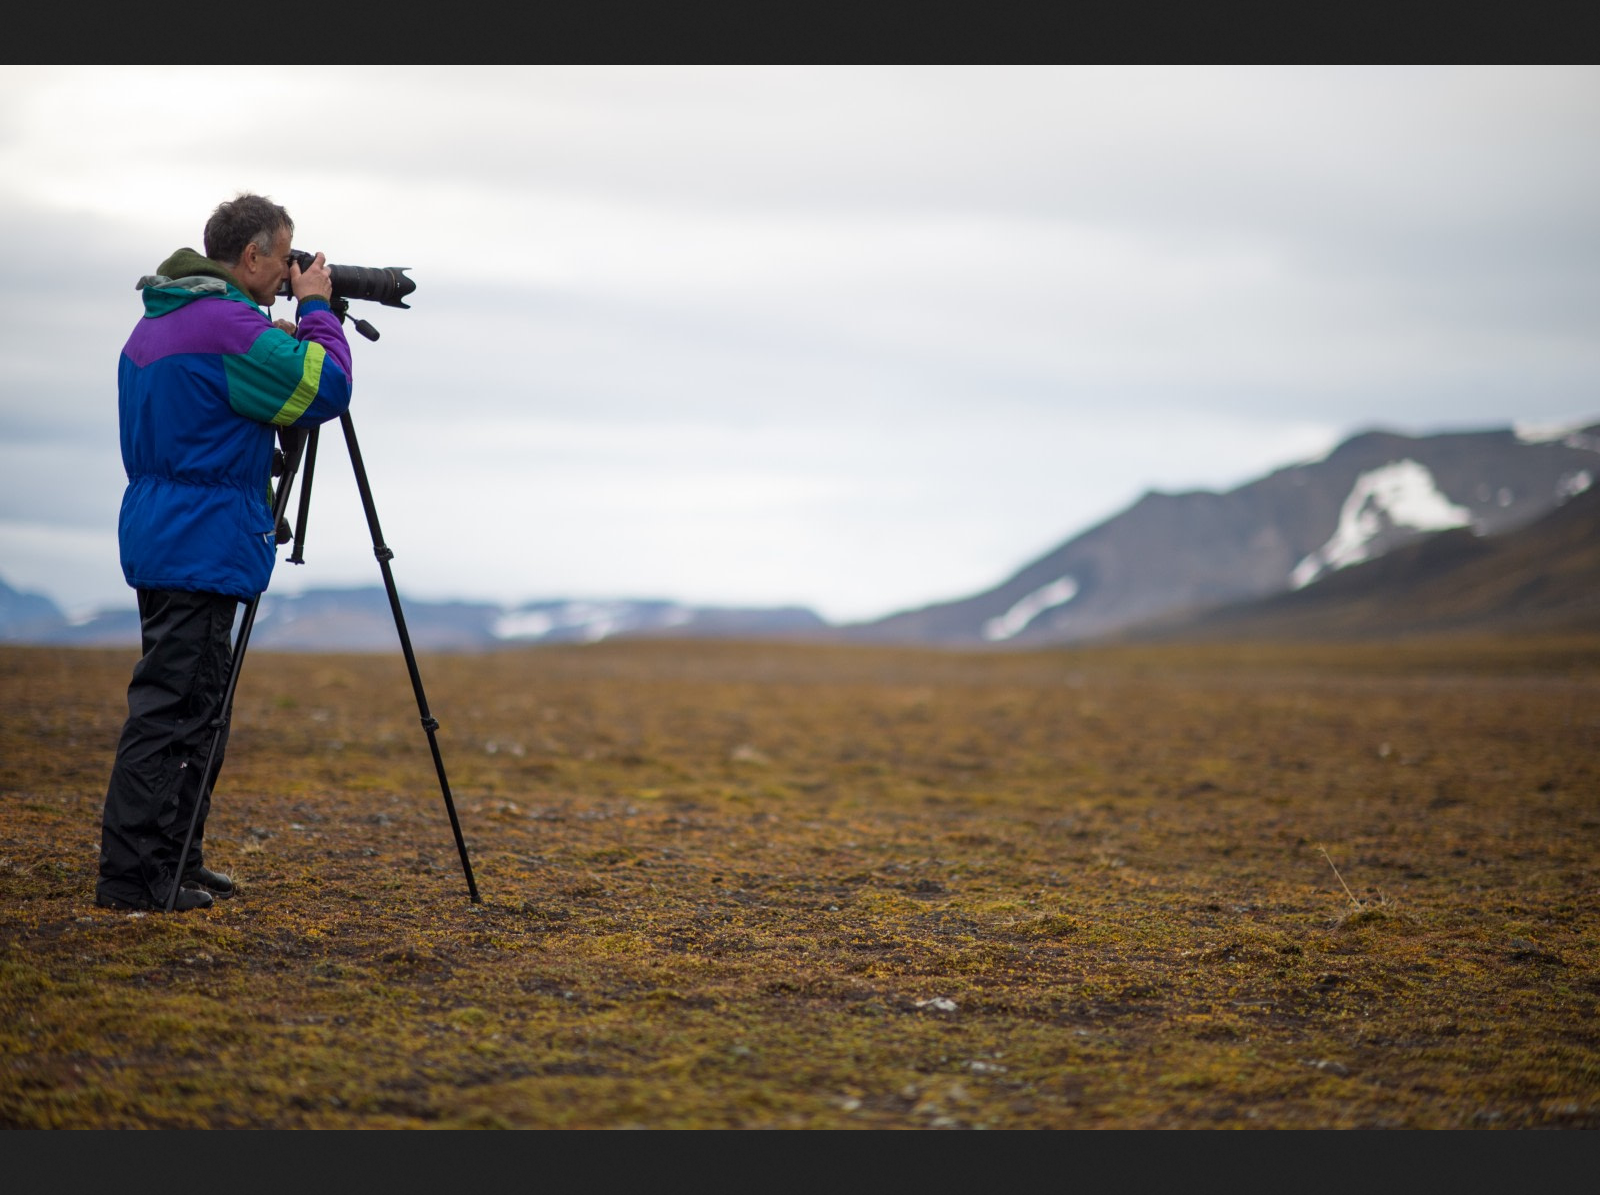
[225,334,328,425]
[224,348,286,422]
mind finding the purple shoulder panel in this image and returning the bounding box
[121,297,266,367]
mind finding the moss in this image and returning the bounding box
[2,638,1599,1127]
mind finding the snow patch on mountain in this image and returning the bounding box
[494,609,555,639]
[1515,416,1600,450]
[982,576,1079,642]
[1557,470,1593,499]
[1291,460,1472,590]
[494,601,694,643]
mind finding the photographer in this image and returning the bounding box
[96,193,354,913]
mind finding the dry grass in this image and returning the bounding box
[2,636,1598,1128]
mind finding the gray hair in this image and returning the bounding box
[203,193,294,265]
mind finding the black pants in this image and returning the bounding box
[97,589,240,905]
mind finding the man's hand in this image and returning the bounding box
[272,318,298,335]
[289,251,334,303]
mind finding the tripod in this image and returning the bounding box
[166,411,482,910]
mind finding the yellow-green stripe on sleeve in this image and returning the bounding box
[272,342,326,426]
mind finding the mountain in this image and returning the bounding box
[844,421,1600,646]
[0,576,67,641]
[1121,481,1600,642]
[4,586,828,652]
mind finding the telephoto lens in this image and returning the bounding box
[278,251,415,308]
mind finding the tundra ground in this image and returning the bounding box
[2,637,1598,1128]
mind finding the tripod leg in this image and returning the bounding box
[288,425,319,566]
[165,430,309,912]
[339,412,482,904]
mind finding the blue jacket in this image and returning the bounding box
[118,249,353,599]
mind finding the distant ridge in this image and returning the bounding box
[0,585,828,652]
[0,576,64,641]
[7,418,1596,652]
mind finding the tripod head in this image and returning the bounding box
[328,295,381,342]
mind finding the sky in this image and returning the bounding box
[2,65,1598,624]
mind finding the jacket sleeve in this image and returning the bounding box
[223,298,354,427]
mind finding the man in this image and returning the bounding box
[96,194,354,912]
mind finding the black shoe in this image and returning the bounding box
[95,886,213,912]
[183,866,234,899]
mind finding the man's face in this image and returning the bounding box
[234,227,292,307]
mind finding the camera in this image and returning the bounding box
[278,250,416,309]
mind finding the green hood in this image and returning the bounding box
[136,247,255,316]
